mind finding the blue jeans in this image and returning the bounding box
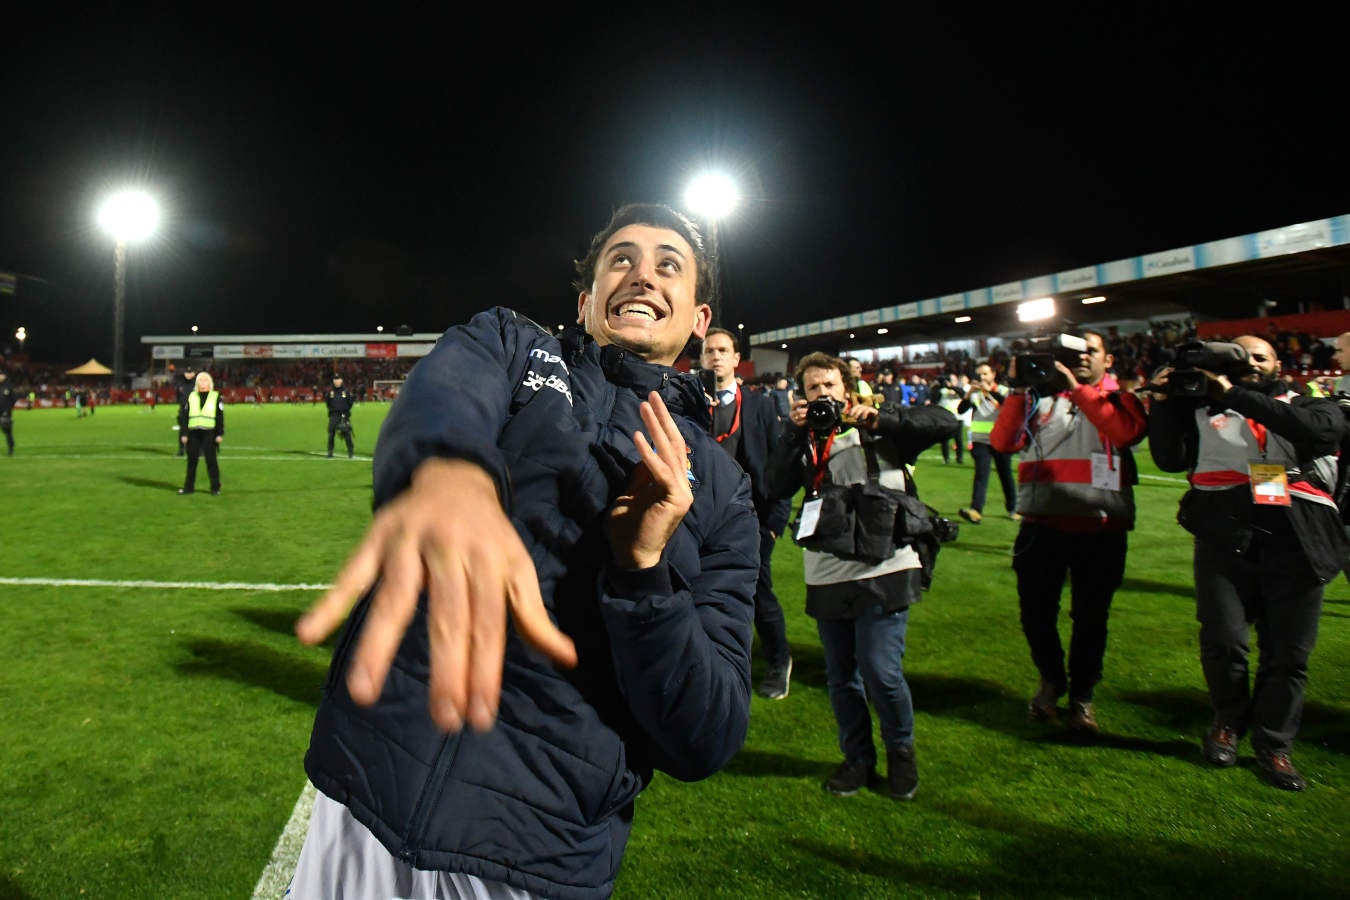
[816,602,914,766]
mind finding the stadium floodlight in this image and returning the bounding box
[1081,295,1106,305]
[683,173,740,321]
[1017,297,1056,323]
[16,326,26,351]
[97,188,161,386]
[955,316,973,324]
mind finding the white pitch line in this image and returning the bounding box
[253,781,315,900]
[0,577,330,592]
[3,453,368,462]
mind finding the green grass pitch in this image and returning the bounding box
[0,402,1345,898]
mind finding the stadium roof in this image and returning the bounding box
[751,214,1350,355]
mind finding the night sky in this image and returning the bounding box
[2,5,1346,365]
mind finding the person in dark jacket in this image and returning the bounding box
[324,374,355,458]
[177,371,223,495]
[0,372,15,455]
[766,352,958,801]
[290,203,759,899]
[173,366,196,456]
[1148,335,1348,791]
[700,326,795,698]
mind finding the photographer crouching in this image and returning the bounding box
[766,352,958,801]
[1148,335,1348,791]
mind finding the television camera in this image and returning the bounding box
[1164,341,1250,398]
[1008,333,1089,393]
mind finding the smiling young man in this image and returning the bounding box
[1148,335,1347,791]
[990,330,1148,734]
[291,203,759,899]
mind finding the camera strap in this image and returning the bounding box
[807,429,837,494]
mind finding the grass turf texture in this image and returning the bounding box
[0,404,1346,898]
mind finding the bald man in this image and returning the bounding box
[1148,335,1348,792]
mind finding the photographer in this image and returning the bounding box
[957,361,1017,524]
[324,374,355,458]
[991,330,1147,734]
[1148,335,1347,791]
[766,352,958,801]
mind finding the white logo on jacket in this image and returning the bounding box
[521,369,573,405]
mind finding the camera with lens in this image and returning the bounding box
[804,392,881,432]
[1009,333,1088,393]
[930,514,960,543]
[1166,341,1250,399]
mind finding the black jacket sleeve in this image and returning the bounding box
[874,404,960,465]
[1224,388,1345,459]
[765,421,811,501]
[1147,396,1202,472]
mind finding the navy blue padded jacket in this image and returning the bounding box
[304,308,758,899]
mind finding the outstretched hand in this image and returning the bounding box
[607,391,694,570]
[295,458,578,733]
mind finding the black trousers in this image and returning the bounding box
[1,416,12,453]
[1193,538,1323,754]
[328,415,354,455]
[1012,523,1128,702]
[753,526,790,667]
[183,430,221,492]
[968,440,1017,514]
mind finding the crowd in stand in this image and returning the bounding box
[2,317,1347,407]
[0,357,419,406]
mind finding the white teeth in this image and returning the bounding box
[616,303,657,320]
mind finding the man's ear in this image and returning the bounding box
[577,291,590,325]
[691,303,713,341]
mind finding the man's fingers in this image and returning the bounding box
[346,530,423,705]
[463,554,509,731]
[295,531,386,645]
[425,546,472,732]
[506,559,577,670]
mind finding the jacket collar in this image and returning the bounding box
[561,327,711,428]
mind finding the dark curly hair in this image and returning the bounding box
[572,203,713,308]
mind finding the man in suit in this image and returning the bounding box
[701,327,795,698]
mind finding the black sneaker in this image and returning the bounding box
[824,759,879,796]
[1256,751,1306,792]
[885,746,919,800]
[177,488,194,495]
[1202,725,1239,767]
[757,658,793,700]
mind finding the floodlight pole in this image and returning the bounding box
[707,218,723,326]
[112,240,127,386]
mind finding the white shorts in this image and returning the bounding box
[286,789,543,900]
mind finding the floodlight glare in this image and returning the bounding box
[1081,295,1106,305]
[955,315,973,324]
[684,173,740,220]
[97,190,160,243]
[1017,297,1056,323]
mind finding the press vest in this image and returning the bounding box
[1189,394,1339,511]
[967,390,1001,444]
[1015,393,1135,524]
[187,391,220,430]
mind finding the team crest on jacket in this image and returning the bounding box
[686,446,699,490]
[1209,414,1229,430]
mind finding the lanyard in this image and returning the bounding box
[1246,418,1268,454]
[807,429,838,494]
[710,385,743,442]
